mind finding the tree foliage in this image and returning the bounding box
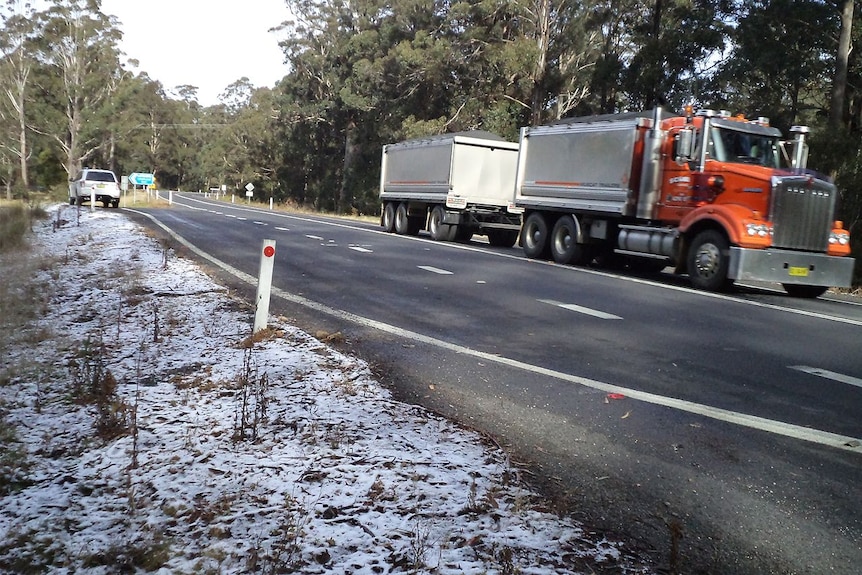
[0,0,860,274]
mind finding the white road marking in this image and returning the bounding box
[237,217,247,221]
[790,366,862,389]
[132,208,862,455]
[275,227,289,231]
[306,234,324,240]
[253,221,267,226]
[539,299,622,320]
[350,246,373,253]
[418,265,454,275]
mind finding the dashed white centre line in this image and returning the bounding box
[418,265,454,275]
[539,299,622,320]
[350,246,373,253]
[253,221,267,226]
[790,366,862,389]
[275,227,289,231]
[306,235,324,240]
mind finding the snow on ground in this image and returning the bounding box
[0,206,652,574]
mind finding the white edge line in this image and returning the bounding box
[126,208,862,456]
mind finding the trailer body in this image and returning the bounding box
[380,132,522,246]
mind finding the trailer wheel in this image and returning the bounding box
[429,206,454,241]
[382,203,396,232]
[782,284,828,299]
[394,203,411,235]
[687,230,732,292]
[522,212,550,259]
[550,215,583,264]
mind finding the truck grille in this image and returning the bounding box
[771,175,836,252]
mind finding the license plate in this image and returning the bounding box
[788,266,809,277]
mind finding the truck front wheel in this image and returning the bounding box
[687,230,732,292]
[522,212,550,259]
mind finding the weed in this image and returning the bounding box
[0,408,32,495]
[233,344,270,442]
[79,529,171,570]
[248,494,310,573]
[0,202,44,252]
[67,335,130,439]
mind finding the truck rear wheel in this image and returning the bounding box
[522,212,550,259]
[394,203,411,235]
[687,229,732,292]
[382,202,396,232]
[429,206,455,241]
[550,215,582,264]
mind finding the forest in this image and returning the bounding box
[1,0,860,281]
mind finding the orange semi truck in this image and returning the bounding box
[515,107,855,297]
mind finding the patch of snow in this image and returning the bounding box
[0,206,652,574]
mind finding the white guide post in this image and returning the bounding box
[253,239,277,333]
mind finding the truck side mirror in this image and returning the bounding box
[674,129,695,163]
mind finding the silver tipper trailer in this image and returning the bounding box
[379,132,522,246]
[514,115,652,217]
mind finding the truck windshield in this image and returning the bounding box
[708,127,779,168]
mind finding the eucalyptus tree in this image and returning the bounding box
[0,0,37,194]
[29,0,125,177]
[278,0,456,212]
[617,0,729,111]
[829,0,853,130]
[716,0,835,127]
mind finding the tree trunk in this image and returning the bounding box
[829,0,853,131]
[530,0,551,126]
[339,118,359,214]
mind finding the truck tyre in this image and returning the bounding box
[382,203,396,232]
[782,284,828,298]
[487,229,519,248]
[429,206,454,241]
[522,212,550,259]
[111,199,120,208]
[687,229,732,292]
[550,215,582,264]
[69,197,76,205]
[394,203,411,235]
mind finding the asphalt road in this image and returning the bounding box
[127,193,862,575]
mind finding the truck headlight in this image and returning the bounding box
[746,223,770,237]
[829,231,850,245]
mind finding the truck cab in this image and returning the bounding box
[661,110,852,296]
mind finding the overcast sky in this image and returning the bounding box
[100,0,292,106]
